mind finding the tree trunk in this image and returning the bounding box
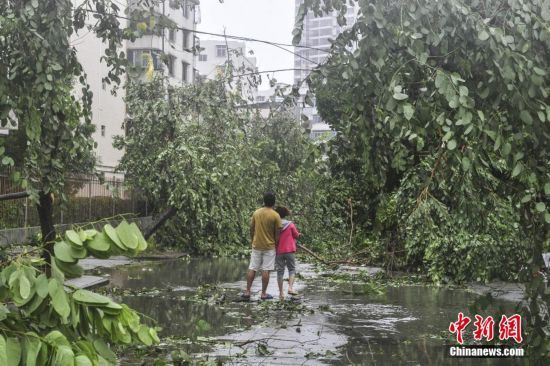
[143,206,177,240]
[0,191,29,201]
[37,191,55,276]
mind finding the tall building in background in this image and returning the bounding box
[293,0,357,138]
[196,40,258,100]
[127,0,200,85]
[73,0,199,178]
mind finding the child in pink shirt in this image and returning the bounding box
[275,206,300,300]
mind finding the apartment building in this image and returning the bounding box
[294,0,357,138]
[195,40,258,100]
[73,0,199,178]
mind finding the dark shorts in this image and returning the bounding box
[275,253,296,278]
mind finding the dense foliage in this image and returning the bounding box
[0,1,171,364]
[116,77,326,255]
[294,0,549,360]
[0,221,158,365]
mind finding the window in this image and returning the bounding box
[182,0,189,18]
[182,29,189,49]
[167,55,175,77]
[169,0,178,9]
[256,96,265,102]
[182,61,189,82]
[198,54,207,62]
[127,49,163,70]
[168,28,176,43]
[216,45,226,58]
[320,28,332,36]
[320,18,332,26]
[100,125,106,137]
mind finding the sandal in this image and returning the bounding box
[240,293,251,300]
[260,294,274,300]
[288,290,299,296]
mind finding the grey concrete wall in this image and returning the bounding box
[0,216,152,247]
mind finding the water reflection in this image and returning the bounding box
[105,257,248,289]
[106,259,522,365]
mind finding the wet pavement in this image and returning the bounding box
[96,258,523,365]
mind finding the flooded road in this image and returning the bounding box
[98,258,522,365]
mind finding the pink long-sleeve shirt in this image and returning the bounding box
[276,221,300,255]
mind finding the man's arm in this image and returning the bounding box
[275,228,281,246]
[274,215,282,246]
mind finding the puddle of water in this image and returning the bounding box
[102,258,522,365]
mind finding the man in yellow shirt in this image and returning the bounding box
[242,192,282,300]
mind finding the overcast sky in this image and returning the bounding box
[197,0,295,88]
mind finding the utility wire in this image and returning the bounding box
[82,9,331,54]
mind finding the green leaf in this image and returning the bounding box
[137,326,153,346]
[447,140,457,150]
[65,230,83,248]
[54,241,77,263]
[31,0,38,8]
[535,202,546,213]
[44,331,70,348]
[75,355,93,366]
[533,67,546,76]
[0,335,7,366]
[1,156,14,166]
[149,328,160,343]
[519,110,533,124]
[544,182,550,195]
[130,223,148,252]
[93,339,117,364]
[53,345,74,366]
[54,259,83,279]
[86,232,111,252]
[478,30,489,41]
[393,92,408,100]
[403,103,414,120]
[72,289,110,305]
[19,274,31,299]
[462,157,471,170]
[545,212,550,224]
[6,337,21,366]
[48,279,70,320]
[0,305,8,321]
[24,336,42,366]
[104,224,126,252]
[511,163,523,178]
[116,221,138,250]
[501,142,511,156]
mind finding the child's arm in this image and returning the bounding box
[291,223,300,239]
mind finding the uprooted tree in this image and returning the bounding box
[115,76,323,255]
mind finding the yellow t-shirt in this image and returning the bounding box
[251,207,282,250]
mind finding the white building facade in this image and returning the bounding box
[196,40,258,100]
[73,0,199,178]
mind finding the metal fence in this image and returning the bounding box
[0,172,148,230]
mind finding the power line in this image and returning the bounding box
[82,9,332,54]
[228,68,313,79]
